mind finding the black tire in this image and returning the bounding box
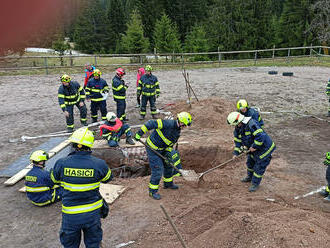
[268,70,278,75]
[282,72,294,76]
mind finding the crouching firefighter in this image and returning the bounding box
[319,152,330,202]
[227,111,276,192]
[134,112,192,200]
[51,128,113,248]
[100,112,135,147]
[25,150,62,206]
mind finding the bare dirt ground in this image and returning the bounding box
[0,66,329,248]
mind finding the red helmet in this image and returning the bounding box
[116,68,125,76]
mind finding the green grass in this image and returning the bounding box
[0,53,329,76]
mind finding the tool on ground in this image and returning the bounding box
[137,139,198,181]
[160,204,188,248]
[294,186,326,200]
[197,152,247,183]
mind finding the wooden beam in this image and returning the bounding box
[4,139,71,186]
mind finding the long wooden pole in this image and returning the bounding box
[160,204,188,248]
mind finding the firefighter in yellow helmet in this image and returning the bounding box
[134,112,192,200]
[25,150,62,206]
[58,74,87,132]
[319,152,330,202]
[51,128,113,247]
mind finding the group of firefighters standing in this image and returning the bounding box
[24,74,330,247]
[58,64,160,133]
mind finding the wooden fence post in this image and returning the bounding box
[254,51,257,65]
[287,48,291,63]
[310,44,313,57]
[218,47,221,67]
[272,45,275,61]
[44,57,49,75]
[94,56,97,66]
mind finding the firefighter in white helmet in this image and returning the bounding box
[227,111,276,192]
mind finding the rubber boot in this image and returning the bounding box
[126,136,135,145]
[164,182,179,190]
[319,189,329,197]
[241,176,252,183]
[81,121,88,126]
[152,114,157,119]
[248,184,259,192]
[324,195,330,202]
[92,118,98,123]
[149,192,161,200]
[139,115,145,120]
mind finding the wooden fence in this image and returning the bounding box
[0,45,329,74]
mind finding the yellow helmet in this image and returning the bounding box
[69,127,94,148]
[326,152,330,160]
[177,112,192,126]
[30,150,49,162]
[61,74,71,83]
[145,65,153,71]
[93,69,102,77]
[227,112,244,126]
[236,99,248,111]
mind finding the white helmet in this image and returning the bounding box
[106,112,117,122]
[227,112,244,126]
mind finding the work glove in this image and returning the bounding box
[134,133,141,141]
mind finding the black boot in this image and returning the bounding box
[319,189,329,197]
[139,115,145,120]
[92,118,98,123]
[126,136,135,145]
[241,176,252,183]
[152,114,157,119]
[81,121,88,126]
[248,184,259,192]
[67,127,74,133]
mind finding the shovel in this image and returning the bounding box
[197,152,247,183]
[137,139,199,181]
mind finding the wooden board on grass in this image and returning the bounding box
[19,183,127,205]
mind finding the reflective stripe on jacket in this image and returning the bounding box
[137,119,180,150]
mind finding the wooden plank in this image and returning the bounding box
[99,183,126,204]
[19,184,126,205]
[93,138,189,149]
[4,139,71,186]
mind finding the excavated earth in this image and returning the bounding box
[0,66,329,248]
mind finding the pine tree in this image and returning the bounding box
[276,0,316,54]
[120,9,150,53]
[153,13,182,53]
[184,24,209,61]
[107,0,127,50]
[73,0,115,53]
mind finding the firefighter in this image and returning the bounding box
[134,112,192,200]
[100,112,135,147]
[236,99,264,128]
[136,67,145,108]
[326,79,330,117]
[58,74,87,132]
[319,152,330,202]
[85,69,109,123]
[84,63,95,88]
[112,67,129,121]
[137,65,160,120]
[227,111,276,192]
[51,127,113,248]
[25,150,61,206]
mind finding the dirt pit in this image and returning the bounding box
[0,66,329,248]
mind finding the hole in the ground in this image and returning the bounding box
[92,145,233,178]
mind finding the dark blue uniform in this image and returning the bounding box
[326,79,330,116]
[100,120,133,147]
[112,75,127,120]
[25,166,61,206]
[136,119,182,194]
[233,118,276,186]
[51,150,112,248]
[85,78,109,122]
[58,81,87,129]
[242,107,264,128]
[137,74,160,117]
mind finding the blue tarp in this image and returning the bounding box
[0,137,71,177]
